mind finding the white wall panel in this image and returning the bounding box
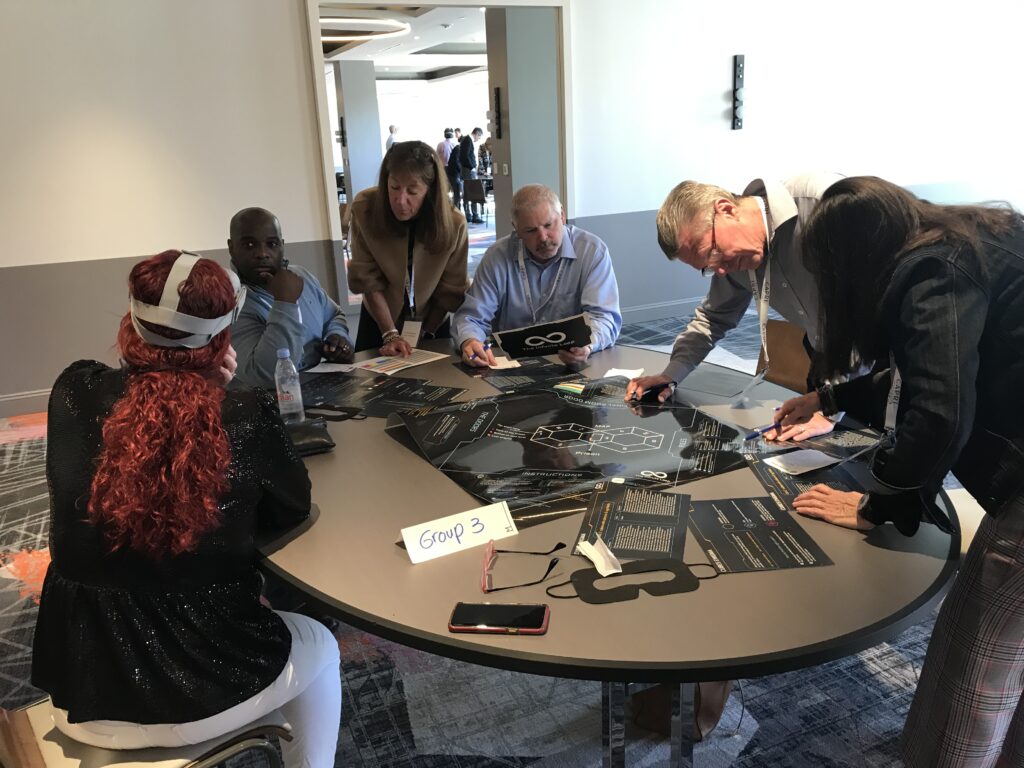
[568,0,1024,217]
[0,0,327,267]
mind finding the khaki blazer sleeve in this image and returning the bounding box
[346,204,389,296]
[430,217,469,313]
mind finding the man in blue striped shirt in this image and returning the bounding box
[453,185,621,366]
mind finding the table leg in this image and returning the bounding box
[670,682,696,766]
[601,681,626,768]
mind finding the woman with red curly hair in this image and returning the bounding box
[31,251,341,767]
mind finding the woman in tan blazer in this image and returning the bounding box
[348,141,469,354]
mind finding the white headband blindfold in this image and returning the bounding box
[129,251,246,349]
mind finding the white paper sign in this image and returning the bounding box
[764,449,840,475]
[401,501,518,563]
[604,367,644,380]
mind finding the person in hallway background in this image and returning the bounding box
[774,176,1024,768]
[626,173,843,441]
[436,127,457,166]
[31,251,341,767]
[348,140,468,355]
[228,207,353,388]
[385,123,399,150]
[454,184,621,366]
[458,127,485,224]
[438,128,461,208]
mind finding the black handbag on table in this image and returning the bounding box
[284,417,336,457]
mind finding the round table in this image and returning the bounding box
[261,345,959,766]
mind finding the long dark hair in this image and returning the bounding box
[803,176,1019,376]
[368,140,457,252]
[89,251,235,558]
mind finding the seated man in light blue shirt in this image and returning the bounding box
[454,184,621,367]
[228,207,354,388]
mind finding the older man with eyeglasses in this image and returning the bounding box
[625,173,843,441]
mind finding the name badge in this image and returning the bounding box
[401,501,518,563]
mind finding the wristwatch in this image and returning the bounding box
[816,382,839,417]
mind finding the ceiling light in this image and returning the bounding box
[414,35,421,40]
[319,17,411,42]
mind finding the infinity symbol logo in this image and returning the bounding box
[640,470,668,480]
[525,331,567,347]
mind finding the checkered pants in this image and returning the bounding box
[902,494,1024,767]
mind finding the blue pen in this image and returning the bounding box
[744,422,782,440]
[468,341,491,362]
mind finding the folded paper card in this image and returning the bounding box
[401,501,518,563]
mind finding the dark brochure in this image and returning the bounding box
[493,313,592,358]
[300,370,464,418]
[744,452,865,508]
[575,480,690,561]
[688,497,834,573]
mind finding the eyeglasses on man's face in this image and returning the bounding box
[700,209,722,277]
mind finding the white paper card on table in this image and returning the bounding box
[604,367,643,380]
[401,501,518,563]
[401,320,422,348]
[353,348,449,375]
[304,362,355,374]
[764,449,840,475]
[576,533,622,576]
[488,357,521,369]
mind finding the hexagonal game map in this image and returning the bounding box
[531,423,664,453]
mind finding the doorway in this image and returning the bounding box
[306,1,569,321]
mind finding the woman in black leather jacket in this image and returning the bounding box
[777,177,1024,767]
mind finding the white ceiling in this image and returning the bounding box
[320,5,487,78]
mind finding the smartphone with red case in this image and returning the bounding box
[448,602,550,635]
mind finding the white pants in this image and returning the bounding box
[53,611,342,768]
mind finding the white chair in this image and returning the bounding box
[0,699,291,768]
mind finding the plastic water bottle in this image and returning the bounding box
[274,348,305,424]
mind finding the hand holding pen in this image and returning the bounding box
[461,339,496,367]
[744,422,783,440]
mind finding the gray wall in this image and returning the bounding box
[570,209,708,326]
[0,243,344,418]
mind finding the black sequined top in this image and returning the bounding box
[31,361,312,724]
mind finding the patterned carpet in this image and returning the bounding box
[1,315,941,766]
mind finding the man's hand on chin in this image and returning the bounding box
[264,267,303,303]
